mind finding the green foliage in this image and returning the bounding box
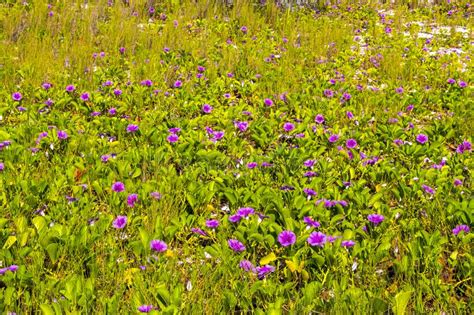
[0,0,472,313]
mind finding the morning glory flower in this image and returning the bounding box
[228,239,246,252]
[341,240,356,248]
[127,193,138,207]
[138,305,154,313]
[112,182,125,192]
[346,139,358,149]
[202,104,213,113]
[12,92,22,101]
[307,232,326,247]
[239,260,255,272]
[126,124,139,133]
[256,265,275,279]
[315,114,325,124]
[367,214,384,225]
[278,230,296,247]
[112,215,127,229]
[416,134,428,144]
[283,122,295,132]
[57,130,68,140]
[150,240,168,252]
[206,219,219,229]
[452,225,470,236]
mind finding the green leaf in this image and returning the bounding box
[131,168,142,178]
[32,216,47,232]
[393,290,412,315]
[3,235,17,249]
[46,243,60,263]
[260,252,277,265]
[40,304,55,315]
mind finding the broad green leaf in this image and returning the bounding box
[260,252,277,265]
[393,290,412,315]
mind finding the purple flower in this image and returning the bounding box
[347,111,354,119]
[304,160,316,168]
[235,121,249,132]
[112,215,127,229]
[394,139,403,146]
[324,89,334,98]
[247,162,258,169]
[452,225,470,236]
[113,89,122,96]
[328,134,339,143]
[150,192,162,200]
[240,26,248,33]
[0,163,4,171]
[303,188,317,197]
[458,81,467,88]
[256,265,275,279]
[416,134,428,144]
[140,80,153,87]
[206,219,219,229]
[307,232,326,247]
[138,305,154,313]
[80,93,90,101]
[42,82,52,90]
[66,85,75,92]
[453,179,463,186]
[202,104,213,113]
[0,265,18,275]
[346,139,358,149]
[283,122,295,132]
[395,87,404,94]
[280,185,295,191]
[169,128,181,134]
[45,98,54,106]
[304,171,318,177]
[304,216,320,228]
[239,260,255,272]
[367,214,384,225]
[57,130,68,140]
[421,184,435,195]
[447,78,456,84]
[456,141,472,154]
[173,80,182,88]
[167,134,179,143]
[127,193,138,207]
[228,239,246,252]
[278,230,296,247]
[12,92,22,101]
[150,239,168,252]
[315,114,325,124]
[126,124,139,133]
[191,228,207,236]
[108,108,117,115]
[197,66,206,72]
[341,240,355,248]
[229,214,242,223]
[112,181,125,192]
[264,98,273,106]
[210,130,225,142]
[236,207,255,217]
